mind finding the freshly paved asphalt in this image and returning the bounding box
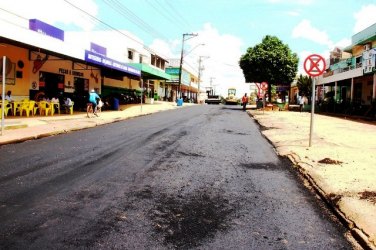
[0,102,375,249]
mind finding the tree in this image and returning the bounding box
[296,74,312,101]
[239,35,298,102]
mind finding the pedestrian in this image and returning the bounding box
[298,94,304,112]
[5,90,13,102]
[63,97,73,113]
[241,93,248,111]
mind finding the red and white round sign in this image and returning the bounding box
[304,54,326,77]
[261,82,268,90]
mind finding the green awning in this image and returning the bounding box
[128,63,172,80]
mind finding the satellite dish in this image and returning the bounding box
[0,57,13,76]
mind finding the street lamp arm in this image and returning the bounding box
[183,33,198,41]
[184,43,205,57]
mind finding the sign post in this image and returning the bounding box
[303,54,326,147]
[1,56,6,135]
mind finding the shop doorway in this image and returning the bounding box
[39,71,64,99]
[73,77,89,111]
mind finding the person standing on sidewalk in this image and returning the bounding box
[241,93,248,111]
[298,94,304,112]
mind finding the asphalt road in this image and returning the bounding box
[0,105,355,249]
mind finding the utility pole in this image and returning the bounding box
[209,77,216,96]
[197,56,209,103]
[178,33,198,99]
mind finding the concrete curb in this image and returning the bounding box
[247,111,376,250]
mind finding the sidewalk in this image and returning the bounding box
[0,101,185,145]
[249,109,376,250]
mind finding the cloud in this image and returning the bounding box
[150,23,247,97]
[0,0,98,31]
[353,4,376,33]
[149,39,177,59]
[333,38,352,50]
[292,19,333,48]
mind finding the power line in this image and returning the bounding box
[146,0,187,32]
[63,0,140,44]
[62,0,171,59]
[163,0,192,31]
[100,0,169,41]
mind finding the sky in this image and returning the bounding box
[1,0,376,97]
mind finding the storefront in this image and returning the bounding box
[128,63,171,102]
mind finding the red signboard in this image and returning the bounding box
[304,54,326,77]
[261,82,268,90]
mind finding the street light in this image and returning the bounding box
[178,33,198,99]
[197,55,209,102]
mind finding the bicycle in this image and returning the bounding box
[86,103,98,118]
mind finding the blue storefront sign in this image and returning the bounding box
[85,50,141,77]
[166,67,180,75]
[29,19,64,41]
[165,67,190,85]
[90,42,107,56]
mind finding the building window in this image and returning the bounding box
[151,54,156,66]
[356,56,362,67]
[128,50,134,60]
[139,55,143,63]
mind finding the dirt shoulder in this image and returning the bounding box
[249,110,376,250]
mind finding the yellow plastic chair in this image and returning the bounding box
[33,102,39,115]
[38,101,52,116]
[69,101,74,115]
[51,102,60,115]
[13,101,23,116]
[20,100,35,117]
[1,100,12,116]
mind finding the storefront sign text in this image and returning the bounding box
[58,68,84,77]
[85,50,141,77]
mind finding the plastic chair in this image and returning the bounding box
[38,101,52,116]
[33,102,39,115]
[1,100,12,116]
[68,101,74,115]
[51,102,60,115]
[20,100,35,117]
[13,101,23,116]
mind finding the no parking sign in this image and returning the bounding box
[303,54,326,147]
[304,54,326,77]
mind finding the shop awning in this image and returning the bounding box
[128,63,172,80]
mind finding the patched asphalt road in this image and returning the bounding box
[0,105,354,249]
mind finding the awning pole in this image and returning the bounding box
[1,56,6,136]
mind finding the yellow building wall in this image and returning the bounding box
[2,42,143,100]
[0,43,104,98]
[103,77,124,88]
[0,44,31,99]
[130,79,140,89]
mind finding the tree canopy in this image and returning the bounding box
[239,35,299,99]
[296,74,312,97]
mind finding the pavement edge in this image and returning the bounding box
[247,111,376,250]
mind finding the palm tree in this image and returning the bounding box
[296,74,312,103]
